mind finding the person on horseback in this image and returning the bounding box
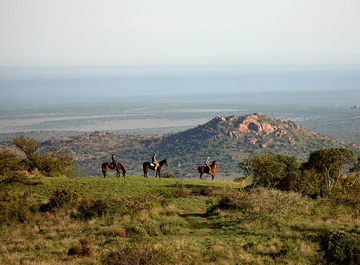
[205,156,211,172]
[111,153,117,167]
[152,153,159,171]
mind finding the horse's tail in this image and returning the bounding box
[143,162,148,171]
[102,163,106,175]
[198,166,203,174]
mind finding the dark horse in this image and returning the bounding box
[102,161,126,178]
[198,161,218,180]
[143,159,168,178]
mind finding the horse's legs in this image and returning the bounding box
[212,173,214,181]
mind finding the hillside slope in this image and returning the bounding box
[35,113,360,178]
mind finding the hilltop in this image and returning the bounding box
[34,113,360,178]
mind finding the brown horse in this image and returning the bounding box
[143,159,168,178]
[198,161,218,180]
[102,161,126,178]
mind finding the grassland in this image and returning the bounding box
[1,173,360,264]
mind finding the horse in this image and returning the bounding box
[143,159,168,178]
[101,161,126,178]
[198,161,218,180]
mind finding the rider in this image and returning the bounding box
[205,156,211,172]
[111,153,117,167]
[152,153,159,171]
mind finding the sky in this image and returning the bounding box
[1,0,360,67]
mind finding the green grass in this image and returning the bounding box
[1,175,360,264]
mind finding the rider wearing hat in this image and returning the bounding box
[205,156,211,172]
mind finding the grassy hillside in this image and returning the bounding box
[36,113,360,178]
[2,174,360,264]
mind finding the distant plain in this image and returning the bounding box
[1,65,359,143]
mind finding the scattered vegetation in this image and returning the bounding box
[1,131,360,264]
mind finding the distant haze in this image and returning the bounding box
[1,64,360,104]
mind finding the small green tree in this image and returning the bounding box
[0,149,25,176]
[11,134,39,157]
[11,135,74,177]
[239,152,300,188]
[349,155,360,177]
[304,148,355,193]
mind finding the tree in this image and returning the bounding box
[0,149,25,177]
[349,155,360,176]
[11,135,74,177]
[12,134,39,157]
[239,152,300,188]
[304,148,355,193]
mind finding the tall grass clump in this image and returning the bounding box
[102,242,175,265]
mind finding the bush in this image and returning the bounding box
[209,188,252,211]
[112,226,127,238]
[68,236,94,256]
[160,172,176,178]
[125,224,149,240]
[0,150,27,187]
[76,198,114,220]
[0,149,25,175]
[172,182,189,198]
[209,188,302,230]
[40,189,78,212]
[27,151,74,177]
[4,192,31,224]
[153,188,175,202]
[191,186,217,196]
[320,230,360,265]
[239,152,300,189]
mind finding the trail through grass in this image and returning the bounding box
[3,175,360,264]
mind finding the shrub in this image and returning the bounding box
[4,192,31,223]
[76,197,114,220]
[191,186,217,196]
[209,188,252,211]
[68,236,94,256]
[125,224,149,240]
[279,239,295,257]
[27,151,74,177]
[0,149,25,176]
[251,188,302,230]
[160,172,176,178]
[209,188,302,230]
[239,152,300,188]
[293,170,324,198]
[153,188,175,203]
[40,189,78,212]
[9,201,30,223]
[172,183,189,198]
[320,230,360,265]
[112,226,127,238]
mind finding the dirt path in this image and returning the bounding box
[179,208,217,236]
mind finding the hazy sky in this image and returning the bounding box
[1,0,360,66]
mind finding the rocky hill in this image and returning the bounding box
[32,113,360,178]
